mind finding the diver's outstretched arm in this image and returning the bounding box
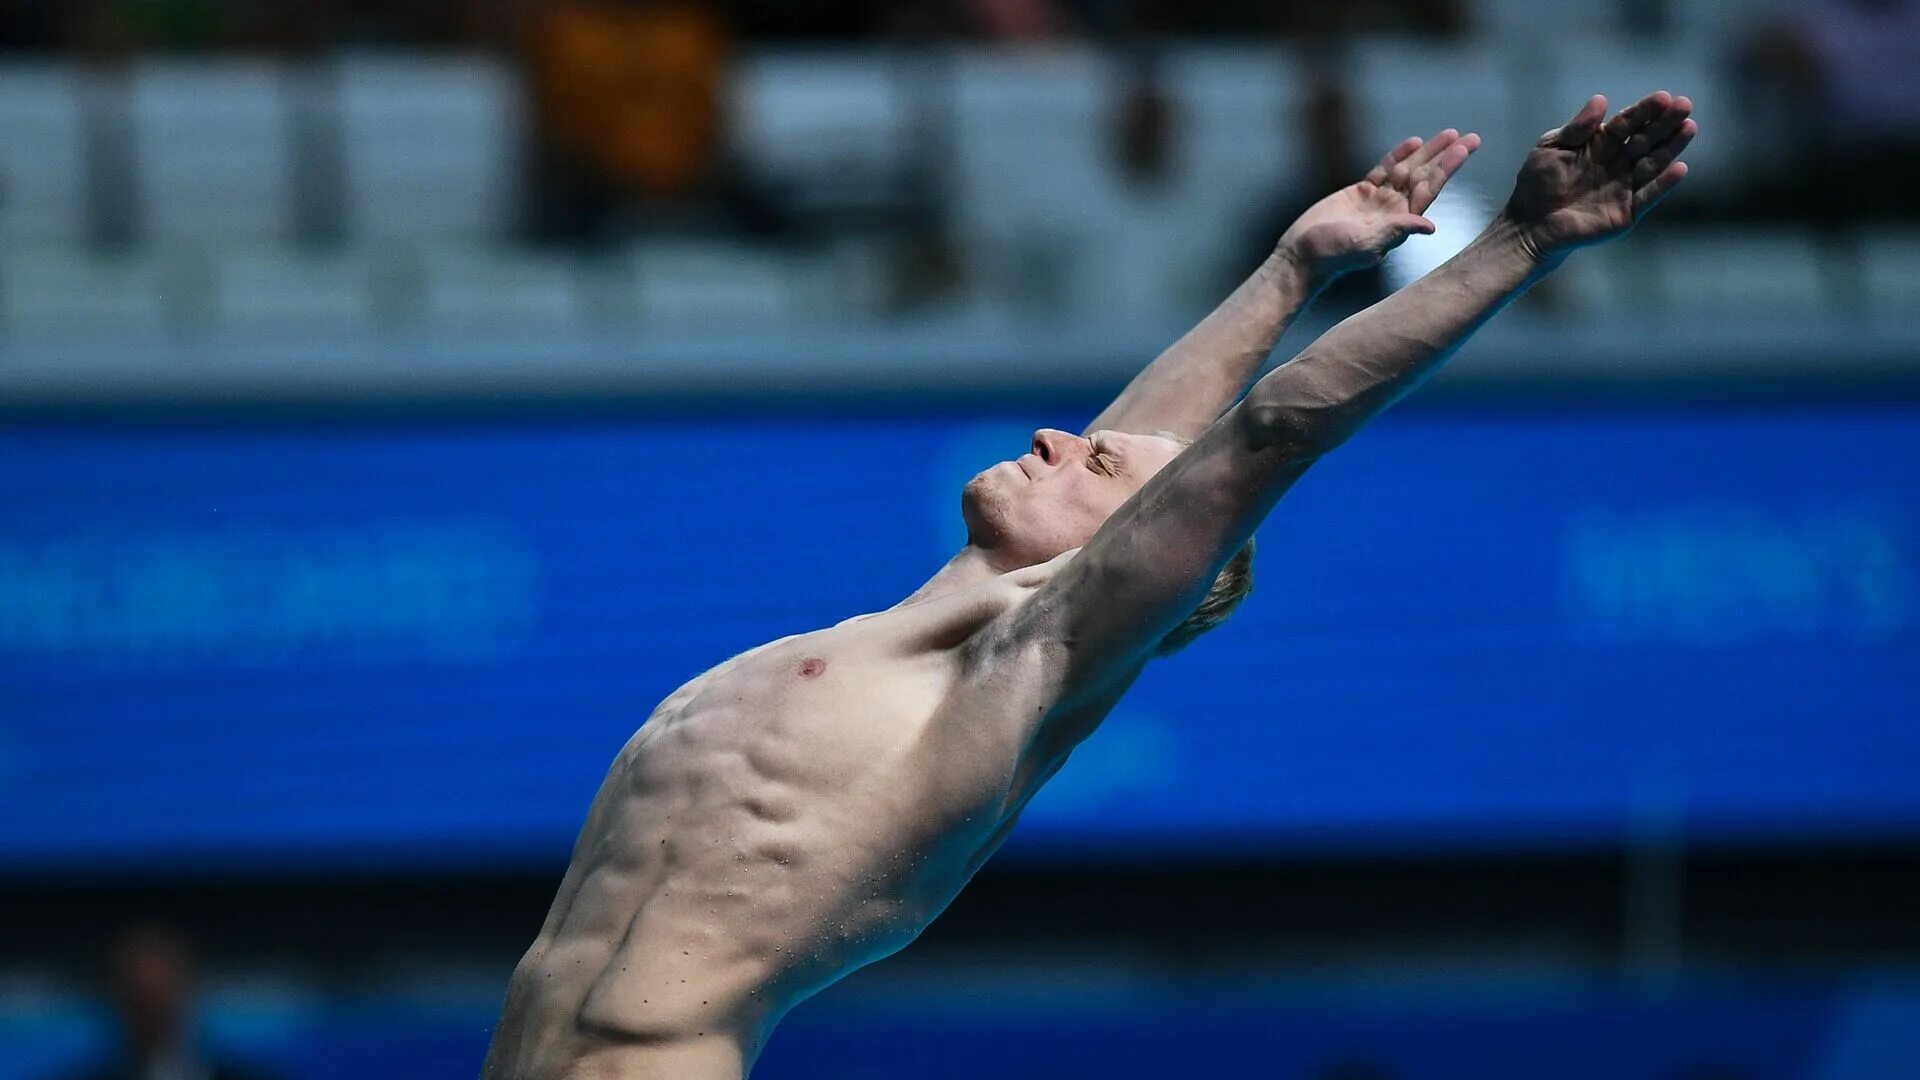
[1082,129,1479,441]
[980,93,1696,733]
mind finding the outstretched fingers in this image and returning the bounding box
[1632,160,1688,218]
[1631,117,1697,185]
[1622,95,1692,162]
[1365,136,1425,184]
[1403,129,1461,171]
[1386,129,1459,191]
[1602,90,1674,146]
[1409,133,1480,213]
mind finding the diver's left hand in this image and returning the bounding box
[1499,92,1696,262]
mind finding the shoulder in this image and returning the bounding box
[962,551,1079,655]
[952,553,1149,755]
[952,550,1097,713]
[832,551,1080,665]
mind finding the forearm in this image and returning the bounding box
[1247,218,1549,456]
[1083,249,1319,440]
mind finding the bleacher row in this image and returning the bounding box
[5,229,1915,343]
[0,45,1903,341]
[0,58,520,245]
[0,242,894,339]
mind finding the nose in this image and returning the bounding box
[1030,428,1077,465]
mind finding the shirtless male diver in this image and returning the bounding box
[482,90,1698,1080]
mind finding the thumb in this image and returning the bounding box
[1392,214,1437,236]
[1544,94,1607,148]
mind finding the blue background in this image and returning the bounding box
[2,402,1916,870]
[15,976,1917,1080]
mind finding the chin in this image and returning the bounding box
[961,467,1093,566]
[960,470,1008,546]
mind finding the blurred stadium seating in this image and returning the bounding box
[0,29,1899,358]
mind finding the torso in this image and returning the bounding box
[481,559,1118,1080]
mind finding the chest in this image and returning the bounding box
[638,627,941,777]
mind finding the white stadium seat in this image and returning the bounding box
[331,55,524,241]
[1648,231,1834,315]
[627,241,807,328]
[1664,0,1777,45]
[0,65,91,244]
[1540,240,1643,315]
[948,48,1110,240]
[1465,0,1620,37]
[416,247,584,335]
[946,49,1111,311]
[730,53,919,216]
[1858,233,1920,325]
[0,248,174,339]
[209,248,378,337]
[1352,40,1528,170]
[1160,46,1308,207]
[131,62,296,244]
[949,47,1296,317]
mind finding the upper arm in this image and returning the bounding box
[982,394,1318,715]
[1080,399,1223,444]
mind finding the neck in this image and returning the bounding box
[898,544,1020,608]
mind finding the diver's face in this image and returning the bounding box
[961,428,1186,567]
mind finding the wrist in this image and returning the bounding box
[1484,213,1561,268]
[1264,242,1332,294]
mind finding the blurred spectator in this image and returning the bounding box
[1741,0,1920,223]
[960,0,1072,39]
[56,925,276,1080]
[1114,46,1175,187]
[528,0,782,242]
[1086,46,1240,315]
[1241,53,1386,312]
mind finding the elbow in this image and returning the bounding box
[1240,377,1351,463]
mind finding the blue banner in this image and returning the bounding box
[4,976,1879,1080]
[1,403,1915,869]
